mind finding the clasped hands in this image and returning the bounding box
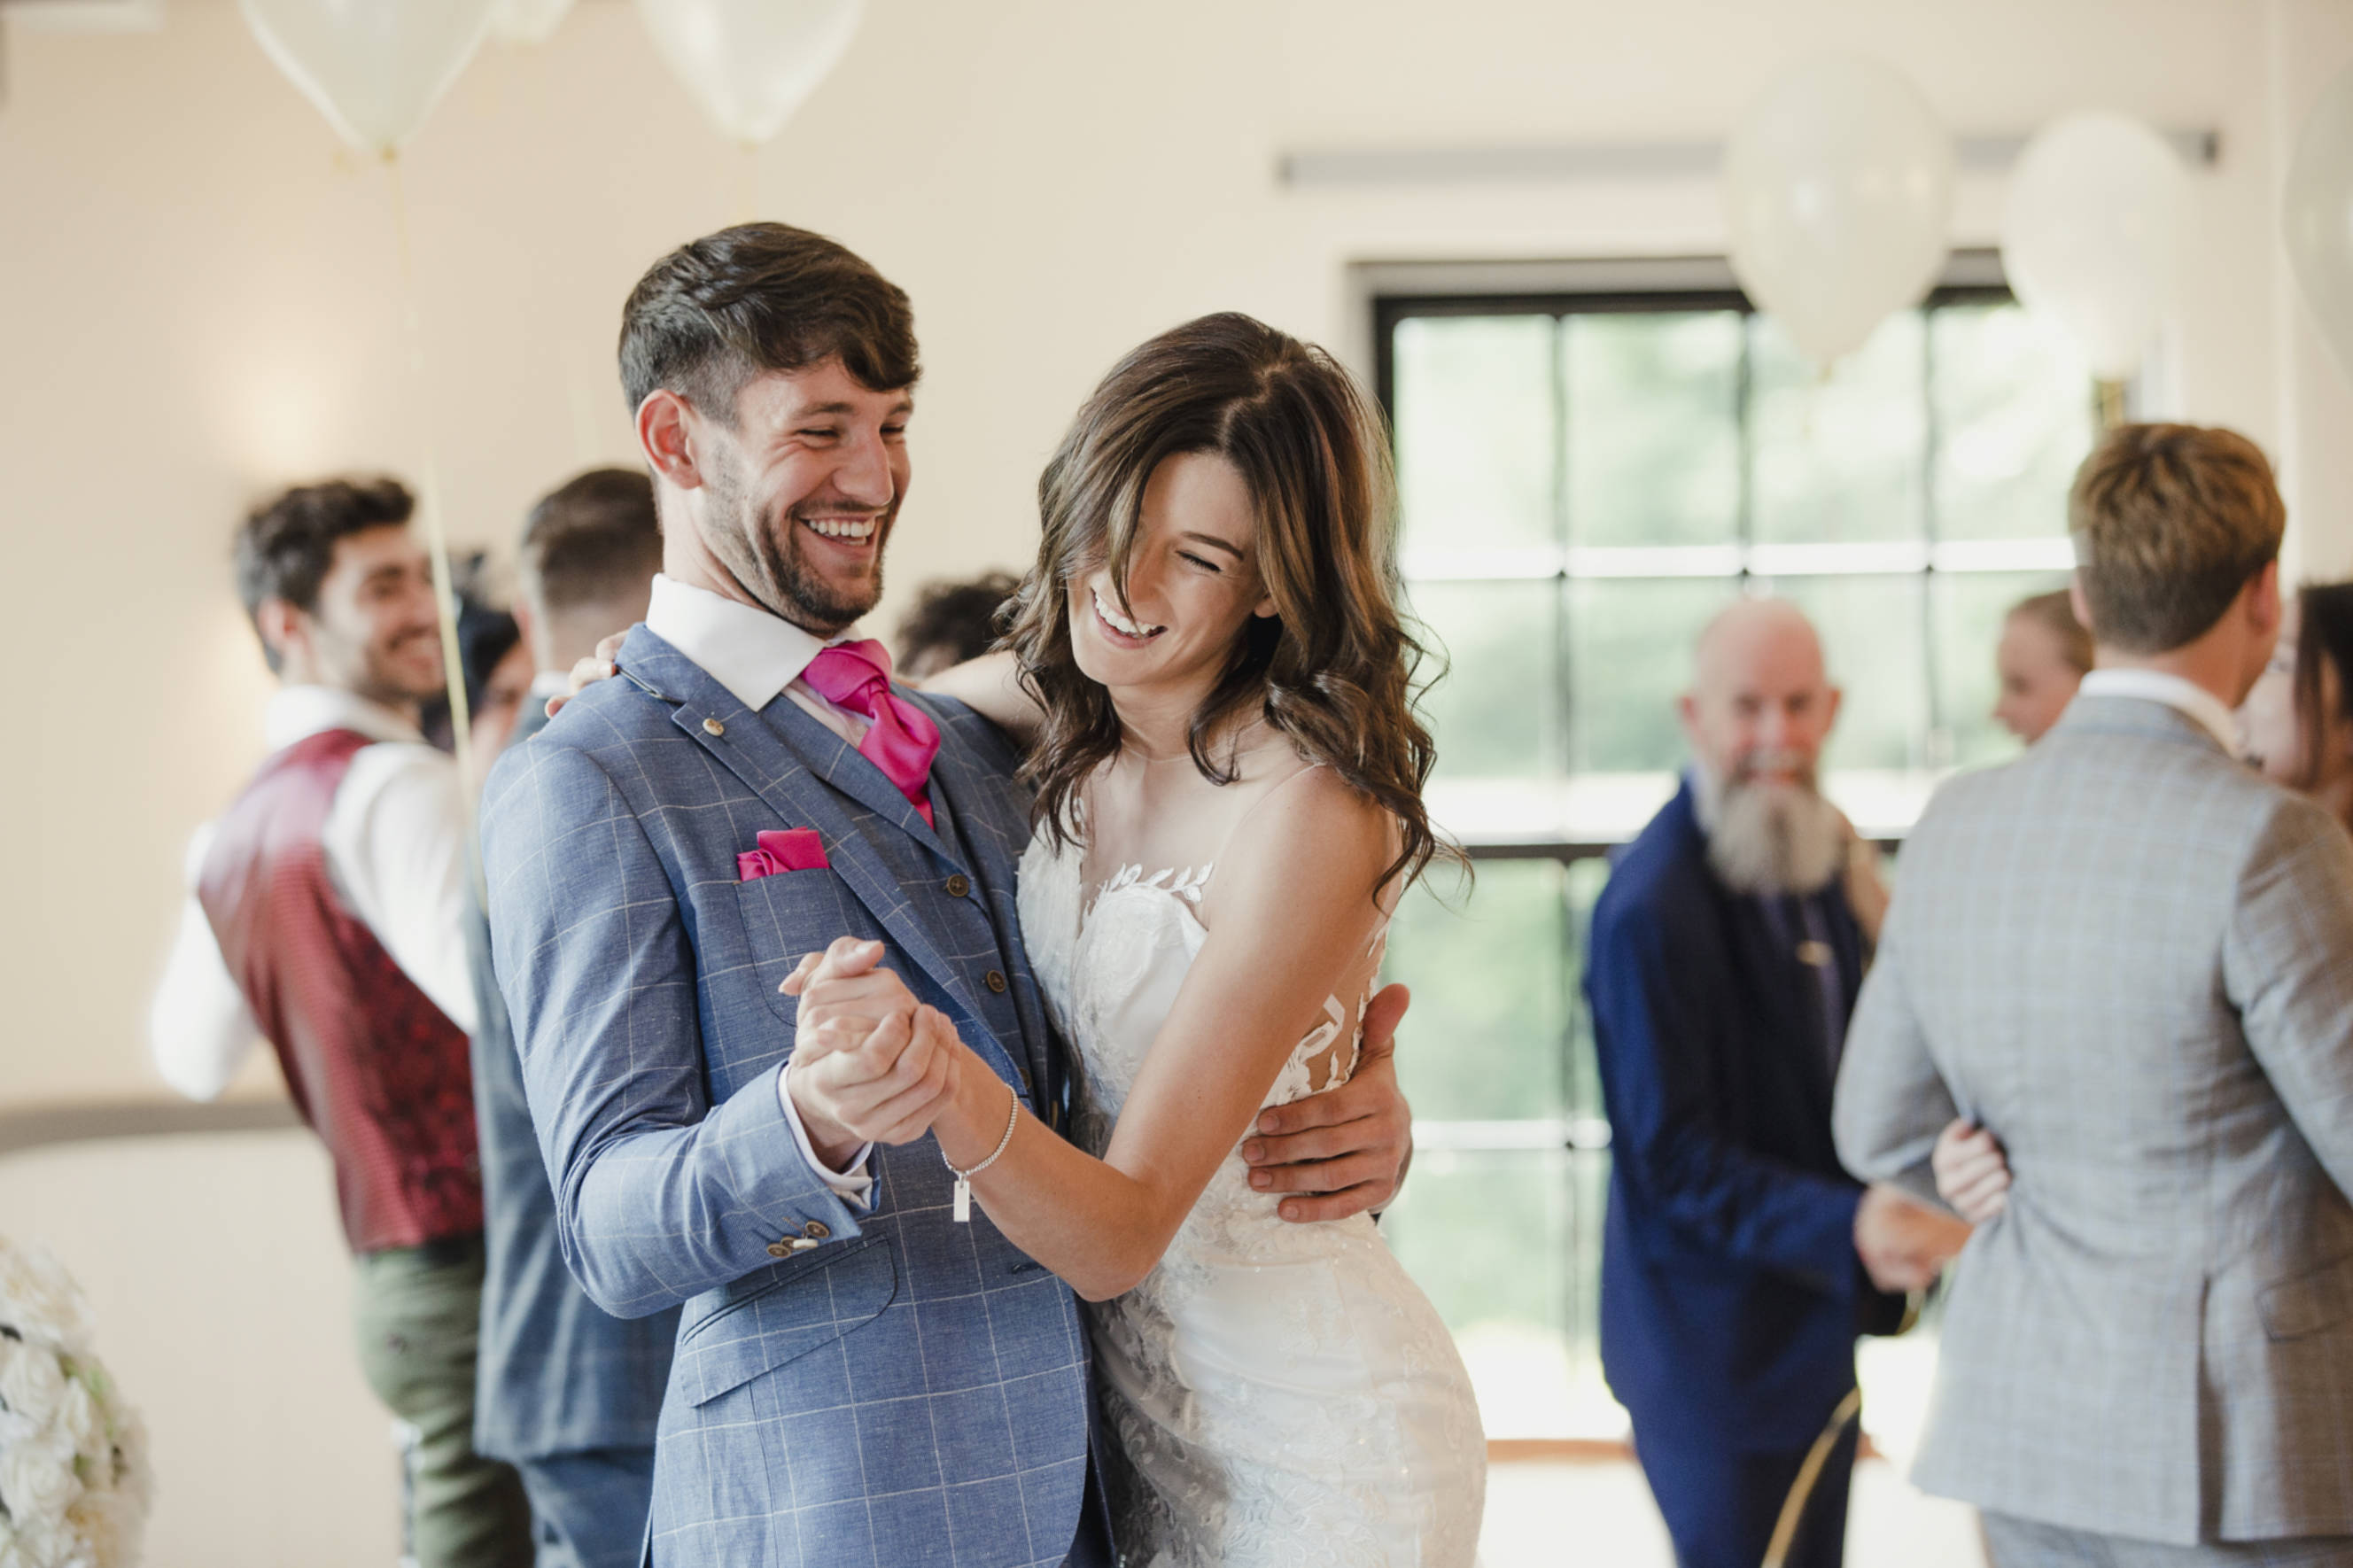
[777,936,1418,1223]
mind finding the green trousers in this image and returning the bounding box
[351,1237,532,1568]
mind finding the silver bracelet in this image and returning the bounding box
[946,1081,1020,1223]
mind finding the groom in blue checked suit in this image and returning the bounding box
[482,226,1416,1568]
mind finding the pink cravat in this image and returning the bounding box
[800,640,941,828]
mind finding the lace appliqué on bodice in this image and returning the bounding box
[1018,833,1485,1568]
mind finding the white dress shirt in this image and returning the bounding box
[149,687,478,1100]
[643,574,878,1207]
[2077,668,2245,757]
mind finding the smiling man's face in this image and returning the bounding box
[678,358,913,635]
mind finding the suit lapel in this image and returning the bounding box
[1722,889,1838,1122]
[614,630,1019,1090]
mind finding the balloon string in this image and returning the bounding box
[735,142,759,224]
[384,151,485,858]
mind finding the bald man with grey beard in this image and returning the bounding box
[1584,599,1970,1568]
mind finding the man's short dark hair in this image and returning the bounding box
[618,222,920,421]
[234,477,414,671]
[896,571,1021,672]
[517,468,664,618]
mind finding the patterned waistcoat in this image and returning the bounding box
[199,728,483,1254]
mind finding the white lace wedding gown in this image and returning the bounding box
[1018,832,1487,1568]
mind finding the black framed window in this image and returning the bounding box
[1373,254,2096,1438]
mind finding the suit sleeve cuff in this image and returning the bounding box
[777,1060,875,1210]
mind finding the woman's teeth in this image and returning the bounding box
[804,518,875,541]
[1092,588,1163,640]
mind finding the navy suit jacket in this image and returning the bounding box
[481,626,1096,1568]
[469,698,679,1464]
[1584,780,1901,1451]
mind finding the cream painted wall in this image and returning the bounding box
[0,0,2345,1114]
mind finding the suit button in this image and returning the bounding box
[945,873,971,898]
[984,969,1007,994]
[703,718,726,737]
[804,1221,830,1240]
[766,1240,792,1258]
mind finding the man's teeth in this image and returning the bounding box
[804,518,876,540]
[1093,590,1162,639]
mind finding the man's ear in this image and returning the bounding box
[254,596,306,670]
[636,390,706,491]
[2248,558,2284,639]
[1676,690,1701,746]
[2069,572,2096,648]
[1823,682,1844,733]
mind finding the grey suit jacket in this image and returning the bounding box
[1835,694,2353,1545]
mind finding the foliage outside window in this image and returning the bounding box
[1374,261,2094,1439]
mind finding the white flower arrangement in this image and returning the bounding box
[0,1240,150,1568]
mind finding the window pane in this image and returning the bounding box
[1932,303,2094,540]
[1565,312,1741,547]
[1384,1147,1587,1439]
[1411,579,1556,780]
[1933,570,2070,769]
[1763,573,1931,772]
[1393,314,1558,555]
[1567,576,1737,773]
[1565,858,1610,1122]
[1750,310,1928,545]
[1385,859,1568,1122]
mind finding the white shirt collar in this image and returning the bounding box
[526,669,573,702]
[2077,668,2243,757]
[644,573,856,712]
[264,686,426,751]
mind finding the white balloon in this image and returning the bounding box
[492,0,574,46]
[241,0,501,155]
[2001,113,2188,383]
[637,0,863,148]
[1722,55,1955,369]
[2285,66,2353,389]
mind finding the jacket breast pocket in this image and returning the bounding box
[676,1238,898,1407]
[722,868,881,1030]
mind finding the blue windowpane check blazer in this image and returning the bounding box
[481,626,1097,1568]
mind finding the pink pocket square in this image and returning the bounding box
[738,829,829,881]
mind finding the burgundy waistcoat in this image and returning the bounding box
[198,727,483,1254]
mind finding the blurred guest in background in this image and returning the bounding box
[148,477,531,1567]
[1992,588,2093,744]
[459,599,534,780]
[463,466,671,1568]
[1943,576,2353,1225]
[2243,580,2353,827]
[1838,425,2353,1564]
[892,568,1020,678]
[1585,597,1967,1568]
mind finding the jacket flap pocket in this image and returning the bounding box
[679,1240,897,1406]
[2259,1253,2353,1341]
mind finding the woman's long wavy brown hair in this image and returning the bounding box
[1005,312,1455,895]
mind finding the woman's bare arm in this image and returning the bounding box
[794,769,1393,1300]
[913,650,1042,742]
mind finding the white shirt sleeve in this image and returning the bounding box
[322,741,479,1037]
[150,825,263,1101]
[777,1061,875,1208]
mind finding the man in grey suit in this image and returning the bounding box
[465,468,671,1568]
[1835,423,2353,1564]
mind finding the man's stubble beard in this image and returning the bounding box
[1695,757,1847,897]
[703,453,889,636]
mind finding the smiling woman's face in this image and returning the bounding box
[1067,451,1275,702]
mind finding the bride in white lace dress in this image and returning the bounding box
[793,313,1486,1565]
